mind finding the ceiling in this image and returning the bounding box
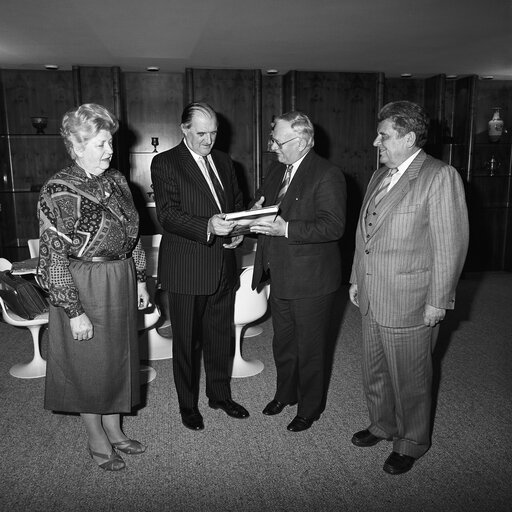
[1,0,511,79]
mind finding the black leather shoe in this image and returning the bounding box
[208,399,249,419]
[286,415,317,432]
[262,399,297,416]
[383,451,415,475]
[351,429,390,447]
[180,407,204,430]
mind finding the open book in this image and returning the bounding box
[225,205,279,236]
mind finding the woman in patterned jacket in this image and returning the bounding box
[38,103,149,471]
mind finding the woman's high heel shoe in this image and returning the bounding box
[112,439,146,455]
[87,445,126,471]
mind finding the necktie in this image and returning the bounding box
[374,168,398,205]
[276,165,293,205]
[203,156,225,211]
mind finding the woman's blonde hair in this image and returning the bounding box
[60,103,119,159]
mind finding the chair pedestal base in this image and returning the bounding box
[9,358,46,379]
[140,364,157,384]
[244,325,263,337]
[231,357,264,378]
[9,324,47,379]
[139,307,173,361]
[145,328,173,360]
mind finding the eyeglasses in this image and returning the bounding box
[269,136,300,149]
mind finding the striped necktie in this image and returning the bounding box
[374,168,398,205]
[203,156,225,211]
[276,164,293,205]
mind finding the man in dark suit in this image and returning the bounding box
[151,102,249,430]
[349,101,469,474]
[250,111,346,432]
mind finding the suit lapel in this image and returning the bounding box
[267,164,287,205]
[279,151,315,211]
[364,150,427,238]
[210,152,231,209]
[177,141,219,211]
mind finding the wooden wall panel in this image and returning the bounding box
[284,71,380,280]
[75,67,118,113]
[186,69,258,204]
[260,74,282,183]
[123,72,184,234]
[384,77,425,106]
[289,71,380,193]
[123,72,184,195]
[8,137,69,190]
[0,70,74,135]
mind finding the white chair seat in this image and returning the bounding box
[0,257,47,379]
[232,266,267,378]
[139,234,173,361]
[138,305,173,361]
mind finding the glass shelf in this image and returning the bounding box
[0,189,40,193]
[0,133,61,138]
[472,173,512,177]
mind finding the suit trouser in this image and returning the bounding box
[167,269,235,409]
[270,291,336,419]
[361,308,439,458]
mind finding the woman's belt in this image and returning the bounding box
[70,252,132,262]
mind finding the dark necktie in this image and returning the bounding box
[276,164,293,205]
[374,168,398,205]
[203,156,225,211]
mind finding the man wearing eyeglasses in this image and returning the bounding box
[250,111,347,432]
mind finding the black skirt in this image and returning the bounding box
[44,257,140,414]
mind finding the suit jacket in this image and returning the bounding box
[151,141,243,295]
[251,150,346,299]
[350,150,469,327]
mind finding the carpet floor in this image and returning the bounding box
[0,273,511,511]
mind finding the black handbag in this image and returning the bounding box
[0,270,49,319]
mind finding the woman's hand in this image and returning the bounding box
[70,313,94,341]
[137,282,151,310]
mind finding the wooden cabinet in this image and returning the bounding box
[444,76,512,271]
[0,70,74,260]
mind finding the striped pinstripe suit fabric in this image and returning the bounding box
[151,141,244,408]
[350,150,469,458]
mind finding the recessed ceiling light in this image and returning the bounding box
[147,66,160,72]
[266,69,278,75]
[44,64,59,70]
[446,74,458,79]
[401,73,413,78]
[481,75,494,80]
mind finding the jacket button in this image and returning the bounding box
[365,249,370,254]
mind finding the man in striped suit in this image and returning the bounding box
[151,102,248,430]
[349,101,469,474]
